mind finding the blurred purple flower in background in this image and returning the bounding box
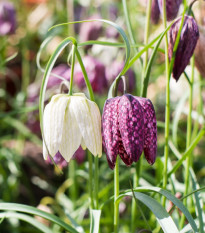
[151,0,160,24]
[105,61,136,93]
[74,56,107,94]
[158,0,182,22]
[0,1,16,35]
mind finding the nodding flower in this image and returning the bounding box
[102,94,157,169]
[43,93,102,162]
[168,15,199,81]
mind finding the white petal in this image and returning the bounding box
[81,138,86,150]
[59,99,82,162]
[70,96,102,157]
[43,94,69,157]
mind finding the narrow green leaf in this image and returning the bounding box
[0,203,79,233]
[121,192,180,233]
[0,212,53,233]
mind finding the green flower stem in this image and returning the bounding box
[94,156,99,209]
[69,159,77,201]
[180,56,195,227]
[68,45,76,95]
[114,156,120,233]
[162,0,170,207]
[75,49,95,101]
[88,152,94,209]
[141,0,152,85]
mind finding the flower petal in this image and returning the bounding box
[43,94,69,157]
[70,95,102,157]
[102,97,121,169]
[137,97,157,165]
[118,94,144,163]
[59,98,82,162]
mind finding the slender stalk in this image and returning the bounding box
[141,0,152,86]
[131,157,142,232]
[94,156,99,209]
[88,152,94,209]
[114,156,120,233]
[69,160,77,201]
[68,45,76,95]
[162,0,170,207]
[180,57,194,227]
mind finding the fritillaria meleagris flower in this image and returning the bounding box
[43,93,102,162]
[151,0,160,24]
[0,1,16,35]
[194,26,205,78]
[158,0,182,22]
[102,94,157,169]
[105,61,136,93]
[168,15,199,81]
[74,56,107,94]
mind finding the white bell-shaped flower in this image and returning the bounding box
[43,93,102,162]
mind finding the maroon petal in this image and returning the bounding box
[137,97,157,165]
[118,94,144,164]
[102,97,121,169]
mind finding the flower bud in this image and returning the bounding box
[168,15,199,81]
[158,0,182,21]
[0,1,16,35]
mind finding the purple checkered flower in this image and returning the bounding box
[102,94,157,169]
[169,15,199,81]
[0,1,16,35]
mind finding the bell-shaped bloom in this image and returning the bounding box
[158,0,182,22]
[0,1,16,35]
[43,93,102,162]
[102,94,157,169]
[151,0,160,24]
[168,15,199,81]
[74,56,107,94]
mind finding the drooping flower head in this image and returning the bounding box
[168,15,199,81]
[0,1,16,35]
[158,0,182,22]
[43,93,102,162]
[102,94,157,169]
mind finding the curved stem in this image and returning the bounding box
[75,49,95,101]
[162,0,170,207]
[114,156,120,233]
[68,45,76,95]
